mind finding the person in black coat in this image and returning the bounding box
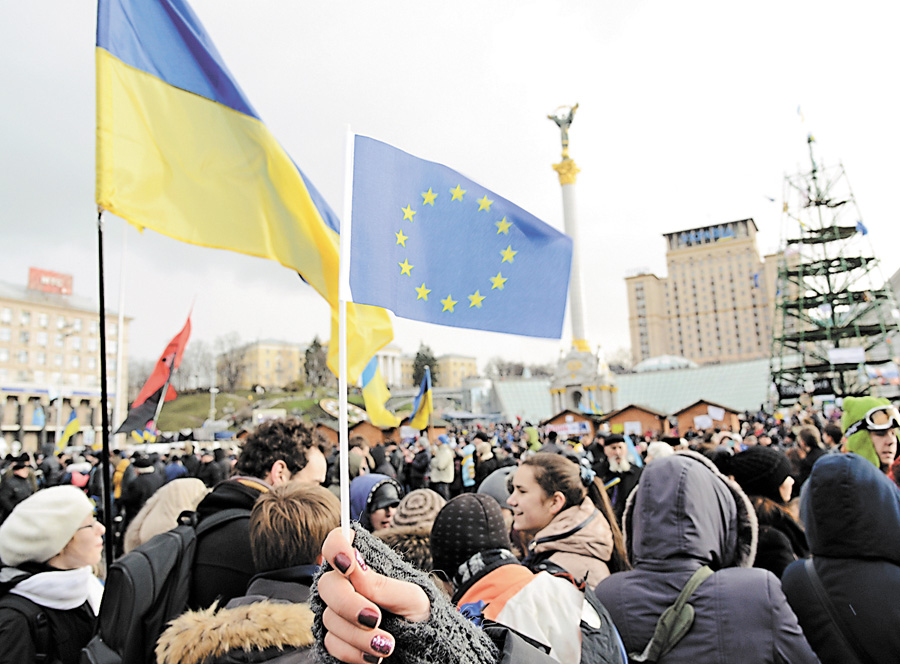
[0,455,35,523]
[782,452,900,664]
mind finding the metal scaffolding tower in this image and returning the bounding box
[770,135,900,405]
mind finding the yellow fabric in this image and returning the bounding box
[409,387,433,430]
[362,370,400,428]
[96,50,390,380]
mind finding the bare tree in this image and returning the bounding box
[215,332,245,391]
[607,346,635,374]
[485,357,525,378]
[127,358,155,402]
[177,339,215,390]
[304,336,332,394]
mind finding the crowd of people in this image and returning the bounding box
[0,394,897,663]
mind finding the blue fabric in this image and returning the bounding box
[97,0,258,119]
[350,136,573,338]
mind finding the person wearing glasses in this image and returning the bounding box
[0,486,105,664]
[841,396,899,473]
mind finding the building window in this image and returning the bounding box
[67,373,80,386]
[57,316,66,330]
[33,371,45,384]
[89,321,98,335]
[71,356,81,369]
[87,357,96,370]
[0,349,8,362]
[20,311,31,326]
[19,331,30,345]
[87,338,97,352]
[36,352,46,366]
[38,313,49,328]
[37,331,48,346]
[0,328,9,342]
[54,354,63,367]
[108,323,118,337]
[0,308,11,324]
[17,350,28,364]
[72,318,82,332]
[55,334,65,348]
[71,337,81,351]
[109,341,117,354]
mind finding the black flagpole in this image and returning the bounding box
[97,210,115,567]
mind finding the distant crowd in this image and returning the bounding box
[0,394,898,663]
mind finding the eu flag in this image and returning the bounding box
[350,136,573,339]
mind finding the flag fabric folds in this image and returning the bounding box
[361,357,400,428]
[350,136,573,339]
[408,366,433,430]
[58,412,80,451]
[115,316,191,435]
[856,220,868,236]
[95,0,390,381]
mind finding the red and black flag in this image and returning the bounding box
[115,315,191,435]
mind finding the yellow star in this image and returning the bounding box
[450,184,466,201]
[477,195,493,211]
[415,283,431,300]
[399,259,413,276]
[421,188,437,206]
[490,272,507,290]
[395,229,408,247]
[495,217,512,235]
[441,295,457,312]
[500,245,517,263]
[402,204,416,221]
[468,290,485,308]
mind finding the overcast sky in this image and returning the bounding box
[2,0,898,373]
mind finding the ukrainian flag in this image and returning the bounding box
[361,357,400,428]
[408,366,434,430]
[58,412,80,451]
[95,0,390,381]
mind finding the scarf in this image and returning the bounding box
[11,566,104,613]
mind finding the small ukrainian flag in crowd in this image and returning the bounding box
[350,136,573,339]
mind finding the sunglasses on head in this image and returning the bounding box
[845,405,900,438]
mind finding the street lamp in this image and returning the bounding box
[54,326,76,447]
[208,386,219,423]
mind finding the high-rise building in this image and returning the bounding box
[0,268,130,452]
[626,219,780,365]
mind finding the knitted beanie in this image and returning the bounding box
[431,494,510,581]
[728,446,792,503]
[842,395,890,469]
[476,466,515,509]
[392,489,446,528]
[0,486,94,566]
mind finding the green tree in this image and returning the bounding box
[413,343,439,386]
[304,336,331,393]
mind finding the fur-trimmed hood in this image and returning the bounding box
[623,450,757,569]
[156,600,314,664]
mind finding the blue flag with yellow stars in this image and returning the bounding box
[350,136,573,338]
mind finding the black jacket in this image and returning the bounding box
[0,474,34,522]
[782,453,900,664]
[189,477,267,610]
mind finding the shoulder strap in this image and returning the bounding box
[0,593,52,663]
[802,559,873,664]
[630,565,713,663]
[195,507,251,537]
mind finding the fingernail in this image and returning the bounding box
[358,607,379,628]
[333,552,352,574]
[370,634,393,656]
[362,654,381,664]
[354,548,368,572]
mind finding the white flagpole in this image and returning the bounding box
[338,127,355,538]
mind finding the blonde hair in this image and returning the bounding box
[250,482,340,573]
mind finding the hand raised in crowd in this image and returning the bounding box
[317,528,430,663]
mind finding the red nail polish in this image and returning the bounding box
[354,548,368,571]
[370,634,393,656]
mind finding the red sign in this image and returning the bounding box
[28,268,73,295]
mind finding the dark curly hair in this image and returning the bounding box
[233,418,331,480]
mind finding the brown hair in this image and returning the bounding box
[249,481,340,573]
[235,417,333,481]
[798,425,823,451]
[520,453,630,572]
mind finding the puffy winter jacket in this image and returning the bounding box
[595,451,818,664]
[782,453,900,664]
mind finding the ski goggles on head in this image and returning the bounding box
[845,405,900,438]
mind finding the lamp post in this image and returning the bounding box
[208,386,219,423]
[54,327,76,447]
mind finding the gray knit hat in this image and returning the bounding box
[392,489,446,528]
[431,494,510,580]
[0,486,94,566]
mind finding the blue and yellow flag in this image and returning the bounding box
[350,136,573,339]
[361,357,400,428]
[58,411,80,451]
[409,366,434,430]
[95,0,390,381]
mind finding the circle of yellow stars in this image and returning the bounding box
[394,185,516,313]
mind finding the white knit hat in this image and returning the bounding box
[0,486,95,566]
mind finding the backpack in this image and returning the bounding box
[80,507,249,664]
[0,591,54,663]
